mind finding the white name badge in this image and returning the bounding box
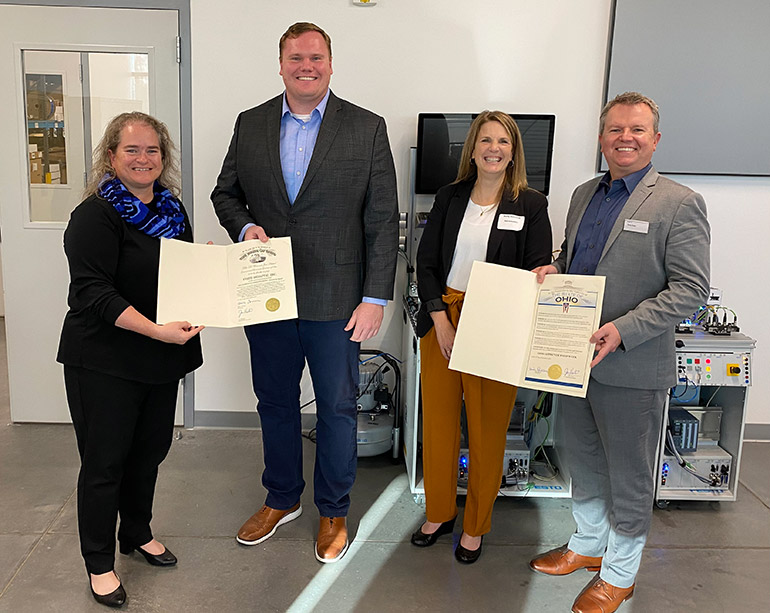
[497,214,524,231]
[623,219,649,234]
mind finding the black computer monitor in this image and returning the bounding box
[415,113,556,196]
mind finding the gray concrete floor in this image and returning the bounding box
[0,321,768,612]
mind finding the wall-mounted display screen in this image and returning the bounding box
[416,113,556,195]
[605,0,770,175]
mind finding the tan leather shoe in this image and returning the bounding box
[315,516,349,564]
[236,503,302,545]
[572,574,634,613]
[530,545,602,575]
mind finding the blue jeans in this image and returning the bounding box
[244,318,359,517]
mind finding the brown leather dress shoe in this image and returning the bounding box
[236,503,302,545]
[315,516,349,564]
[529,545,603,575]
[572,574,634,613]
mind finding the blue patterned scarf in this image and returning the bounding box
[98,176,185,239]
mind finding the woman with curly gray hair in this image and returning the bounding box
[57,112,203,607]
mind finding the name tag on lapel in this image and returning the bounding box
[623,219,649,234]
[497,214,524,231]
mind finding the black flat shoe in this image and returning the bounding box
[410,516,457,547]
[120,541,177,566]
[455,535,483,564]
[90,574,127,608]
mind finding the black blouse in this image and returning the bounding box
[57,193,202,384]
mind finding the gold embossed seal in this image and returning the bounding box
[265,298,280,312]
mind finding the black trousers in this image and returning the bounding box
[64,366,178,575]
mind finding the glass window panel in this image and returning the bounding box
[87,52,149,149]
[22,50,150,224]
[23,50,82,224]
[26,73,67,185]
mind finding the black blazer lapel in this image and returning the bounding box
[442,182,472,273]
[485,193,519,261]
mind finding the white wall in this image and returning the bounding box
[189,0,769,425]
[680,175,770,425]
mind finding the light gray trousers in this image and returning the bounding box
[561,378,666,588]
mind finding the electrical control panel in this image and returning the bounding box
[668,408,700,453]
[657,331,754,505]
[659,447,732,491]
[502,440,531,486]
[676,351,751,386]
[458,440,530,487]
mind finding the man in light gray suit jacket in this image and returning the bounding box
[530,92,710,613]
[211,22,398,564]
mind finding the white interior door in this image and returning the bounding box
[0,5,180,422]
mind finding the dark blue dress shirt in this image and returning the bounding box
[568,164,651,275]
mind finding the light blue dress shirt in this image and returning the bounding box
[280,90,330,204]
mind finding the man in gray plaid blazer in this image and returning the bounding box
[211,22,398,564]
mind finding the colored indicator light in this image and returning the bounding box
[706,366,711,372]
[695,359,700,364]
[686,359,692,364]
[706,374,711,379]
[706,359,711,364]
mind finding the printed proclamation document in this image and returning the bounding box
[449,261,604,397]
[157,237,297,328]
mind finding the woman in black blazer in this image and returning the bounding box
[411,111,552,563]
[57,112,203,607]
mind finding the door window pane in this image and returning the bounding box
[87,52,149,148]
[22,50,150,224]
[26,73,67,185]
[23,50,81,223]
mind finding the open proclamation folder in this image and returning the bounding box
[448,261,605,398]
[157,237,298,328]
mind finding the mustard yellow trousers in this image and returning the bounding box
[419,288,517,536]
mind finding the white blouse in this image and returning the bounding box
[445,197,497,292]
